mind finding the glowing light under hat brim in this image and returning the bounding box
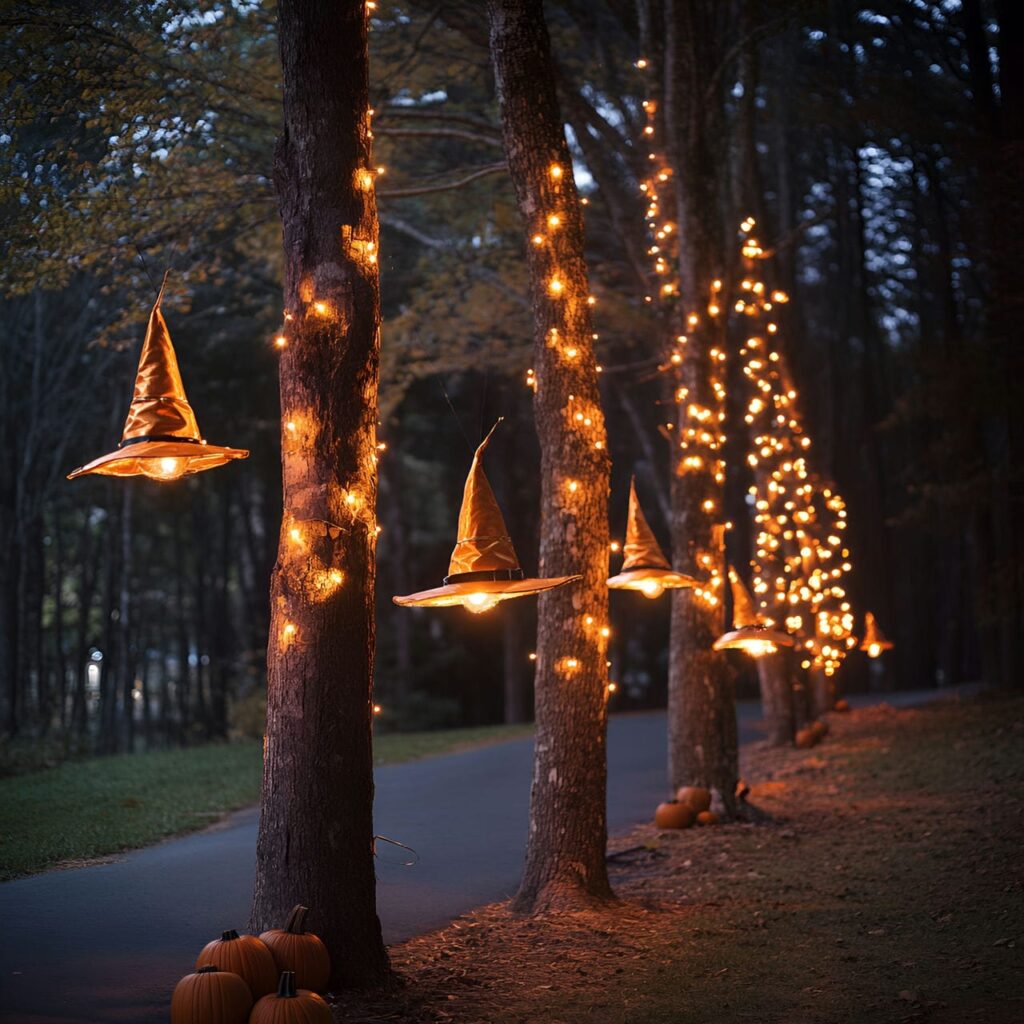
[67,438,249,480]
[859,639,894,653]
[713,626,796,653]
[393,573,581,608]
[606,567,697,591]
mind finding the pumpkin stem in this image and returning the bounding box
[277,971,298,998]
[197,966,219,975]
[220,929,240,942]
[284,904,309,934]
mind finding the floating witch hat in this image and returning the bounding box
[859,611,893,658]
[68,273,248,481]
[713,567,796,657]
[607,477,695,598]
[393,420,581,613]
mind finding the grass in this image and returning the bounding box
[0,721,532,881]
[375,722,531,765]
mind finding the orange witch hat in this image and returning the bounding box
[859,611,893,655]
[713,567,795,654]
[607,477,695,595]
[68,274,248,481]
[393,420,581,611]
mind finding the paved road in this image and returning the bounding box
[0,691,963,1023]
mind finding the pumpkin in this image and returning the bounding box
[259,905,330,993]
[834,698,850,713]
[171,965,252,1024]
[196,930,277,999]
[654,800,695,829]
[249,971,331,1024]
[794,727,816,749]
[811,719,829,740]
[675,786,712,813]
[696,810,719,826]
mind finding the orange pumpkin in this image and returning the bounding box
[834,698,850,713]
[794,727,816,749]
[675,786,711,813]
[171,965,252,1024]
[654,800,695,829]
[196,930,277,999]
[250,971,331,1024]
[259,905,330,993]
[696,810,719,826]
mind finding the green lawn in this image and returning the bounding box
[0,722,531,881]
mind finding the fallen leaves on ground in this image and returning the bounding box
[331,695,1024,1024]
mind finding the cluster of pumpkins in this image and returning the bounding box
[794,718,830,749]
[654,785,720,829]
[171,905,331,1024]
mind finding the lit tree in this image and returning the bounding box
[249,0,389,988]
[636,3,738,813]
[735,222,856,729]
[488,0,614,911]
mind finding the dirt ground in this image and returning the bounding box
[332,694,1024,1024]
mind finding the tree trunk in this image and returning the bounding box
[117,487,134,752]
[174,507,191,743]
[98,485,120,755]
[250,0,389,988]
[663,0,738,815]
[53,501,69,735]
[807,666,833,720]
[488,0,614,913]
[71,512,98,740]
[756,652,794,747]
[502,601,530,725]
[208,479,232,740]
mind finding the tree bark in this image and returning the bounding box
[502,601,530,725]
[117,487,134,752]
[250,0,389,988]
[662,0,738,815]
[756,652,794,747]
[807,666,833,720]
[488,0,614,913]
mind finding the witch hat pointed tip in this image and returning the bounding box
[476,417,504,456]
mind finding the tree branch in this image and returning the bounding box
[377,162,507,198]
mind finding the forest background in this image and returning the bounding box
[0,0,1018,763]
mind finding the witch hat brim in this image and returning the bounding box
[393,572,581,608]
[606,567,697,590]
[713,625,796,652]
[394,420,581,608]
[67,438,248,479]
[68,274,248,480]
